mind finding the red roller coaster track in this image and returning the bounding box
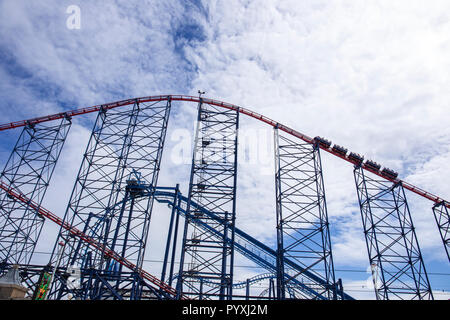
[0,94,448,208]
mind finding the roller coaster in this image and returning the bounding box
[0,95,448,300]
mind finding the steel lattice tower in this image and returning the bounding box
[354,166,433,300]
[0,118,71,265]
[0,94,448,301]
[177,99,239,300]
[274,129,336,300]
[432,201,450,262]
[48,99,171,300]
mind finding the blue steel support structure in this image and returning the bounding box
[48,98,172,300]
[153,187,353,300]
[0,117,71,265]
[0,183,355,300]
[274,128,337,300]
[1,95,447,301]
[354,166,433,300]
[177,99,239,300]
[432,201,450,262]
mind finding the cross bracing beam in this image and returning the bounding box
[354,166,433,300]
[0,117,71,265]
[274,129,337,300]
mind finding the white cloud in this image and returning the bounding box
[186,0,450,296]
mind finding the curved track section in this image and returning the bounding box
[0,95,448,208]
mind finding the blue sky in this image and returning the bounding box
[0,0,449,299]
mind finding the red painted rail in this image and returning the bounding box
[0,94,448,209]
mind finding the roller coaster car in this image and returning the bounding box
[381,167,399,180]
[365,160,381,172]
[348,152,364,165]
[314,136,332,149]
[332,145,348,157]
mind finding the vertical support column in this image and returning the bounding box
[168,191,182,288]
[49,98,171,300]
[274,129,336,300]
[0,117,71,265]
[432,201,449,262]
[161,184,180,284]
[354,166,433,300]
[245,279,250,300]
[177,100,239,300]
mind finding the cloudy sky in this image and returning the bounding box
[0,0,449,299]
